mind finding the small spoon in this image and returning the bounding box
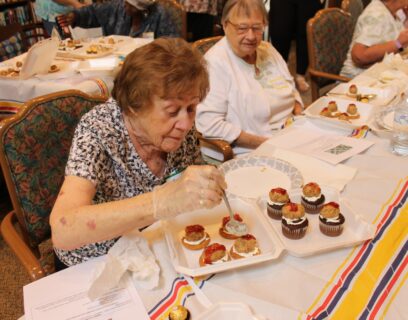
[222,191,248,236]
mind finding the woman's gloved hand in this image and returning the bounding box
[152,165,227,219]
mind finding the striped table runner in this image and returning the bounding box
[303,178,408,320]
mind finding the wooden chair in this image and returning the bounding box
[0,24,28,62]
[341,0,364,27]
[192,36,233,162]
[307,8,353,102]
[0,90,107,281]
[158,0,187,40]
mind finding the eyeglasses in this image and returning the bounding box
[227,20,265,35]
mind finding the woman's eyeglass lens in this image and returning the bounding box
[227,21,265,35]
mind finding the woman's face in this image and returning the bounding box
[223,8,265,60]
[129,91,200,153]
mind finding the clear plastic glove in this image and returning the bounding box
[152,165,226,219]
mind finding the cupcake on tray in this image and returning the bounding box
[199,243,230,266]
[281,202,308,239]
[230,234,261,259]
[319,202,345,237]
[301,182,325,214]
[267,187,290,220]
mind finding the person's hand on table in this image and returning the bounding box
[292,101,304,115]
[397,28,408,48]
[152,165,227,219]
[56,12,76,28]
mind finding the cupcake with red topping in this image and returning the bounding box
[181,224,210,250]
[267,187,290,220]
[230,234,261,259]
[301,182,325,214]
[199,243,229,266]
[219,213,248,239]
[281,203,308,239]
[319,202,345,237]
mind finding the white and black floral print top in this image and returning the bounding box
[55,98,201,266]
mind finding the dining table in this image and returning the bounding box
[21,57,408,320]
[0,36,151,103]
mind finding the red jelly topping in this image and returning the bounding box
[271,187,287,195]
[329,101,336,105]
[241,234,256,240]
[287,203,298,211]
[321,107,329,111]
[306,182,318,188]
[204,243,226,264]
[222,213,243,226]
[325,201,339,209]
[185,224,204,234]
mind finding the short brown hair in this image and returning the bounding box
[112,38,209,113]
[221,0,268,25]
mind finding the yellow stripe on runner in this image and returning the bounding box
[330,203,408,319]
[380,271,408,319]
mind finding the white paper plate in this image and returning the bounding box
[220,156,303,200]
[305,96,377,130]
[375,107,395,131]
[163,198,284,277]
[328,83,398,106]
[196,302,258,320]
[256,186,375,257]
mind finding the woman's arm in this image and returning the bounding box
[351,29,408,67]
[233,131,268,149]
[50,165,226,251]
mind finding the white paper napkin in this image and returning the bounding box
[88,229,160,300]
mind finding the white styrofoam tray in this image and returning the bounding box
[256,186,375,257]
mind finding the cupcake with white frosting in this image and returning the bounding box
[281,203,308,239]
[301,182,325,214]
[319,202,345,237]
[267,187,290,220]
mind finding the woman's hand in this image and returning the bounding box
[397,29,408,48]
[292,101,304,115]
[153,165,227,219]
[56,12,76,28]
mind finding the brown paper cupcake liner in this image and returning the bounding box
[282,223,307,239]
[319,221,344,237]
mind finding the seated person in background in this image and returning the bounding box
[195,0,303,157]
[50,38,226,268]
[341,0,408,78]
[56,0,181,38]
[35,0,85,36]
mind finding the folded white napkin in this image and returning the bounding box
[88,229,160,300]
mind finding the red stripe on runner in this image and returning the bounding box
[368,253,408,319]
[308,181,408,319]
[150,279,188,320]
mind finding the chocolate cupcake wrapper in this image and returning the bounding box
[267,205,283,220]
[319,221,344,237]
[281,223,307,239]
[301,200,324,214]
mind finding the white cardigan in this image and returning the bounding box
[196,37,303,155]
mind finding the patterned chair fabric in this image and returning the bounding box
[158,0,187,39]
[192,36,222,55]
[0,91,106,247]
[0,33,25,62]
[341,0,364,27]
[308,8,353,87]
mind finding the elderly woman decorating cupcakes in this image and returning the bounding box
[50,38,226,270]
[195,0,304,157]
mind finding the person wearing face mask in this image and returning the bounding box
[341,0,408,78]
[55,0,180,38]
[50,38,226,270]
[195,0,304,157]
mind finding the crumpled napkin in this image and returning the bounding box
[87,229,160,300]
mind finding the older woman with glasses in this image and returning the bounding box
[50,38,226,269]
[196,0,304,156]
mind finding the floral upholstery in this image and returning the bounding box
[193,36,222,55]
[0,33,25,62]
[309,9,353,87]
[341,0,364,27]
[158,0,186,39]
[0,92,106,247]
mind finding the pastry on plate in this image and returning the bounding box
[230,234,261,259]
[327,100,339,114]
[181,224,210,250]
[337,112,350,121]
[346,103,360,119]
[281,202,308,239]
[348,84,358,95]
[301,182,325,214]
[219,213,248,239]
[199,243,230,266]
[319,202,345,237]
[267,187,290,220]
[168,305,190,320]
